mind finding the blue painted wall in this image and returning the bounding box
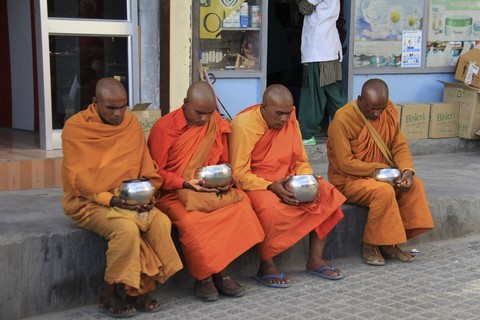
[211,78,262,118]
[352,73,455,103]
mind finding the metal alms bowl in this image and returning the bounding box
[194,164,232,188]
[374,168,401,183]
[118,178,155,205]
[284,174,319,203]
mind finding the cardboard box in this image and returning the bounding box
[396,103,430,140]
[455,48,480,89]
[441,81,480,139]
[428,103,459,138]
[129,103,161,139]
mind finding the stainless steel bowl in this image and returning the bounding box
[374,168,401,183]
[194,164,232,188]
[283,174,319,203]
[119,178,155,205]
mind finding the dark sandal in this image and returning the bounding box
[99,296,137,318]
[380,245,416,262]
[362,245,385,266]
[126,293,161,313]
[212,275,245,297]
[194,277,219,301]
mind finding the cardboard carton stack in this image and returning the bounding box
[129,103,161,140]
[396,103,430,140]
[440,82,480,139]
[428,103,459,139]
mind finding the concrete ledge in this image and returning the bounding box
[1,150,480,319]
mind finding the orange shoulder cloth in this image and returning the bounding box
[62,105,150,195]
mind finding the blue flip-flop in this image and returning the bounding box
[305,266,344,280]
[252,273,291,288]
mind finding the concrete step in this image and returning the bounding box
[305,137,480,165]
[1,151,479,319]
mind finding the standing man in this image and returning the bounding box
[326,78,434,266]
[229,84,346,288]
[62,78,183,318]
[148,81,265,301]
[297,0,347,145]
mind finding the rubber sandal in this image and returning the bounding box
[305,266,344,280]
[252,273,291,288]
[362,245,385,266]
[99,296,137,318]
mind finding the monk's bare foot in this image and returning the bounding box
[306,258,343,279]
[257,259,290,286]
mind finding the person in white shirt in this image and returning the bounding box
[297,0,347,145]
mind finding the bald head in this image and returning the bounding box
[96,77,127,101]
[183,81,217,126]
[262,84,294,107]
[186,81,216,106]
[94,77,128,125]
[357,79,389,121]
[260,84,294,130]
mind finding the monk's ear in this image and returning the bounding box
[92,96,98,105]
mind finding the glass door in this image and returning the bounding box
[35,0,138,150]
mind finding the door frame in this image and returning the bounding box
[34,0,139,150]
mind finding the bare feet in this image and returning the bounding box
[256,259,290,286]
[306,258,343,278]
[99,282,136,318]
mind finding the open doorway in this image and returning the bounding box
[266,0,348,135]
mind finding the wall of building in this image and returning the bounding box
[352,73,455,103]
[8,0,34,130]
[139,2,161,109]
[170,1,192,110]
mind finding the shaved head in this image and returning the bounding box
[183,81,217,126]
[357,78,389,121]
[96,77,127,101]
[94,77,128,125]
[261,84,294,130]
[360,79,389,103]
[262,84,294,107]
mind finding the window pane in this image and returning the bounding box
[49,35,129,129]
[47,0,127,20]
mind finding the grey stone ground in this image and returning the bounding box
[25,234,480,320]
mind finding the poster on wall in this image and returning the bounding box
[200,0,246,39]
[426,0,480,67]
[402,30,422,67]
[353,0,424,68]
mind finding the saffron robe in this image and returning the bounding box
[148,108,265,280]
[229,105,345,260]
[62,105,182,295]
[327,100,434,245]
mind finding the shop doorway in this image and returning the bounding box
[266,0,348,135]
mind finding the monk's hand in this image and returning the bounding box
[395,170,414,191]
[216,177,235,193]
[184,179,219,193]
[109,196,142,211]
[137,200,155,213]
[268,177,299,206]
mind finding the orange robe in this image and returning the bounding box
[62,105,182,295]
[327,100,434,245]
[229,105,345,260]
[148,108,265,280]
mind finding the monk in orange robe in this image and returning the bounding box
[62,78,182,318]
[327,78,434,266]
[148,81,265,301]
[229,84,346,288]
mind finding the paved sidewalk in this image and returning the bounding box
[25,234,480,320]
